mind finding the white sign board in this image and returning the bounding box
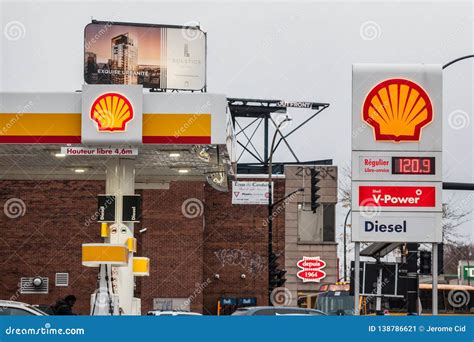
[351,64,443,243]
[232,181,272,205]
[352,211,442,243]
[61,147,138,156]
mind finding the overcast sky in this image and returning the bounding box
[1,0,473,243]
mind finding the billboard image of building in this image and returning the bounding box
[111,33,139,85]
[84,22,206,90]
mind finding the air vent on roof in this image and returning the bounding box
[55,273,69,287]
[20,277,48,294]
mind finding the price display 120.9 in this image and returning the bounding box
[391,157,435,175]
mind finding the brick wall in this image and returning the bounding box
[202,179,285,314]
[0,178,285,315]
[137,181,205,314]
[0,180,103,315]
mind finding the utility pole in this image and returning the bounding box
[267,117,291,305]
[343,209,351,281]
[406,243,419,315]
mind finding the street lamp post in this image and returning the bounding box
[267,116,291,305]
[343,208,351,282]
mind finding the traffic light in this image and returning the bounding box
[269,269,287,288]
[419,250,432,275]
[310,168,321,212]
[269,253,286,289]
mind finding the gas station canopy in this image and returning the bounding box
[0,91,235,181]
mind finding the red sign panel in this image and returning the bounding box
[359,186,436,207]
[296,257,327,283]
[297,258,326,270]
[297,269,326,282]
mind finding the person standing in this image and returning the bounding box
[53,295,77,315]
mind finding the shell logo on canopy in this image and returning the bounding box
[90,92,134,132]
[362,78,433,142]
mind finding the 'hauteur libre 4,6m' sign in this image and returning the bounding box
[351,64,442,243]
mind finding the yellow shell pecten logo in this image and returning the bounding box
[90,93,134,132]
[362,79,433,142]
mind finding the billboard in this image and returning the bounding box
[84,21,206,91]
[351,64,443,243]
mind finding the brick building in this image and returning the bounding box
[0,166,336,315]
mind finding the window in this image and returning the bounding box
[274,308,307,315]
[0,307,36,316]
[297,203,335,242]
[322,204,335,242]
[252,308,275,315]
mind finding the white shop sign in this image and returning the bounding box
[351,211,442,243]
[232,181,273,205]
[61,147,138,156]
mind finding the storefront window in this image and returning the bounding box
[297,203,335,243]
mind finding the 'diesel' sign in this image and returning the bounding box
[351,64,442,243]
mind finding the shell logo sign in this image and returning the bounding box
[90,93,134,132]
[362,79,433,142]
[296,256,327,283]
